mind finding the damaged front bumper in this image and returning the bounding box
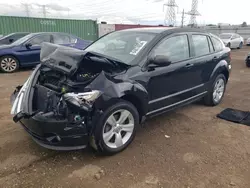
[10,67,90,151]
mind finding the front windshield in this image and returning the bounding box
[219,34,232,39]
[85,31,156,65]
[11,34,34,45]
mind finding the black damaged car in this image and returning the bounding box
[10,28,231,155]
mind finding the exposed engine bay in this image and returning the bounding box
[31,42,128,127]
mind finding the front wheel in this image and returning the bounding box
[204,74,226,106]
[90,100,139,155]
[0,56,19,73]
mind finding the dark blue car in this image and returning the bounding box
[0,32,93,73]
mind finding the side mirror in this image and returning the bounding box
[25,43,32,48]
[148,55,171,67]
[9,38,14,43]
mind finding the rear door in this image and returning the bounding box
[192,34,224,90]
[17,34,52,66]
[190,34,216,87]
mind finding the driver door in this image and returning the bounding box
[17,34,52,66]
[147,34,201,114]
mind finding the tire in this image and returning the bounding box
[204,74,227,106]
[0,56,19,73]
[246,62,250,67]
[90,100,139,155]
[238,42,243,49]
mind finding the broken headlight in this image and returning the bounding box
[63,90,101,111]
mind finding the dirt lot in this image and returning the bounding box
[1,47,250,188]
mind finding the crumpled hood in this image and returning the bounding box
[40,42,88,75]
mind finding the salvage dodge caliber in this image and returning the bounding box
[10,28,231,155]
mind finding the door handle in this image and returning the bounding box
[185,63,194,68]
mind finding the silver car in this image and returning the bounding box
[219,33,244,49]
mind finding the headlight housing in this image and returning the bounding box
[63,90,101,111]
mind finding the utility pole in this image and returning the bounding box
[21,3,31,17]
[42,5,47,18]
[163,0,178,26]
[181,9,185,28]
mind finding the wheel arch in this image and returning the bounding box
[121,94,147,122]
[0,54,20,64]
[210,60,230,83]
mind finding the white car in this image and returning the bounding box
[246,38,250,46]
[219,33,244,49]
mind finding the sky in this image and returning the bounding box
[0,0,249,26]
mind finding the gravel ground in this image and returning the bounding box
[1,47,250,188]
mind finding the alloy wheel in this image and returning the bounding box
[213,78,225,103]
[102,109,135,149]
[0,57,17,72]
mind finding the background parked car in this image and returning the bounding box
[0,32,30,45]
[0,32,93,73]
[246,38,250,46]
[219,33,244,49]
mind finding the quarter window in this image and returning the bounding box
[192,35,210,57]
[211,36,223,52]
[152,35,190,62]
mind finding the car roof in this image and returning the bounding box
[31,32,74,35]
[116,27,209,35]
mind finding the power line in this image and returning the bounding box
[21,3,31,17]
[186,0,201,27]
[35,4,50,18]
[163,0,178,26]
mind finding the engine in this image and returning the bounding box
[32,65,100,125]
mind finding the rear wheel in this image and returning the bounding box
[0,56,19,73]
[204,74,226,106]
[90,100,139,155]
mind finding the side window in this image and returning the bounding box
[53,34,70,44]
[29,35,51,46]
[192,35,210,57]
[152,35,190,62]
[211,36,223,52]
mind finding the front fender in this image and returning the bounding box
[86,71,148,115]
